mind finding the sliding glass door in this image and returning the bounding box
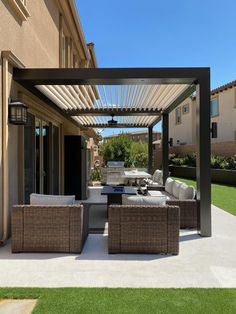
[24,114,60,202]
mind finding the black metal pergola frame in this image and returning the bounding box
[13,67,211,237]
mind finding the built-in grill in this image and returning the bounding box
[107,161,125,167]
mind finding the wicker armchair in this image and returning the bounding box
[11,204,89,253]
[108,205,180,255]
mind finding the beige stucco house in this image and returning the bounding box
[169,80,236,148]
[0,0,99,243]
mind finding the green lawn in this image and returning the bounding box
[172,177,236,216]
[0,288,236,314]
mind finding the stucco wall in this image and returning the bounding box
[169,87,236,146]
[169,97,194,145]
[0,0,60,67]
[0,0,94,240]
[211,88,236,143]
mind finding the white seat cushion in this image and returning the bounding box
[142,195,166,205]
[165,177,174,194]
[30,193,75,205]
[172,180,183,199]
[122,194,166,205]
[122,195,143,205]
[179,184,196,200]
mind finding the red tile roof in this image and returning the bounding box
[211,80,236,95]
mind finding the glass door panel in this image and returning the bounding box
[35,119,41,194]
[42,121,49,194]
[52,125,59,194]
[24,113,36,203]
[24,115,60,199]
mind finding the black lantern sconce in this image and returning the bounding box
[9,101,28,125]
[168,137,173,147]
[211,122,217,138]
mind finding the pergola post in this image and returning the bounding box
[162,113,169,185]
[148,126,153,174]
[196,74,211,237]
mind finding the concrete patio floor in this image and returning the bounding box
[0,205,235,288]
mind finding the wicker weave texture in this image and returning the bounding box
[11,205,88,253]
[146,186,198,229]
[166,200,197,228]
[108,205,179,254]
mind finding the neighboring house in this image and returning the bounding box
[0,0,99,241]
[169,80,236,146]
[103,130,161,143]
[152,80,236,170]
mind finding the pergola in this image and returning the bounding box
[13,67,211,237]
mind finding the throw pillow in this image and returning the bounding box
[172,180,183,199]
[165,177,174,194]
[179,184,196,200]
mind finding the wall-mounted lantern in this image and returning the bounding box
[211,122,217,138]
[9,101,28,125]
[168,137,173,147]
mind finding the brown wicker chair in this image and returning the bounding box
[108,205,180,255]
[11,204,89,253]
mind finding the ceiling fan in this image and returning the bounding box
[108,114,117,125]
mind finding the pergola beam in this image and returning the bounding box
[162,113,169,185]
[82,124,150,128]
[66,108,161,116]
[148,126,153,174]
[13,67,207,86]
[196,75,211,237]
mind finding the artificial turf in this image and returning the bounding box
[172,177,236,216]
[0,288,236,314]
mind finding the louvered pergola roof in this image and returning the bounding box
[13,68,200,128]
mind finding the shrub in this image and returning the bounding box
[91,169,101,181]
[184,153,196,167]
[99,134,132,165]
[225,155,236,170]
[169,153,236,170]
[170,157,186,166]
[99,134,148,168]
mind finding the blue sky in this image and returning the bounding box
[76,0,236,136]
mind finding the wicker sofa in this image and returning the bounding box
[147,178,198,229]
[108,204,180,255]
[11,194,89,253]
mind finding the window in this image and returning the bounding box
[211,98,219,117]
[182,103,189,114]
[175,107,182,124]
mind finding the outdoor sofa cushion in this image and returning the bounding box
[148,190,176,200]
[152,169,162,184]
[179,184,195,200]
[172,180,183,198]
[30,193,75,205]
[165,177,174,194]
[122,194,166,206]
